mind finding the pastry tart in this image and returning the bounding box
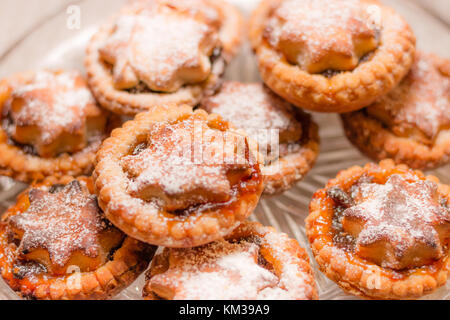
[306,160,450,300]
[94,106,264,247]
[0,70,119,183]
[249,0,416,113]
[341,52,450,170]
[143,221,318,300]
[201,82,319,195]
[0,176,156,300]
[85,0,243,115]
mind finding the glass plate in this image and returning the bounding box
[0,0,448,300]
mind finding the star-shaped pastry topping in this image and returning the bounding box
[149,240,287,300]
[8,181,107,268]
[366,52,450,143]
[342,174,450,269]
[265,0,380,73]
[121,115,255,211]
[5,70,105,157]
[99,1,219,92]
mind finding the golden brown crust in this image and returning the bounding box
[363,52,449,143]
[0,134,101,183]
[85,0,244,115]
[263,111,319,195]
[341,112,450,170]
[93,106,264,248]
[200,82,320,195]
[306,160,450,300]
[0,71,120,183]
[341,53,450,170]
[143,221,318,300]
[0,176,156,300]
[249,0,416,113]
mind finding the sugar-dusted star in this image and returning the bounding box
[8,70,100,157]
[99,3,218,92]
[342,174,450,269]
[266,0,380,73]
[9,180,106,267]
[121,115,254,211]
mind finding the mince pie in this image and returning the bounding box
[0,70,118,182]
[249,0,416,113]
[85,0,243,115]
[94,106,264,247]
[306,160,450,299]
[201,82,319,195]
[0,176,155,300]
[341,52,450,169]
[143,221,317,300]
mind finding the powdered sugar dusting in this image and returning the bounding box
[368,53,450,140]
[202,82,302,150]
[265,0,379,72]
[150,236,311,299]
[8,181,106,267]
[121,116,254,210]
[8,70,96,144]
[100,1,218,92]
[343,174,450,268]
[157,0,221,27]
[172,243,283,300]
[259,226,311,300]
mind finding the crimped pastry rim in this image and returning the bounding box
[340,54,450,170]
[0,175,155,300]
[0,71,118,183]
[143,221,318,300]
[93,106,264,248]
[84,0,244,116]
[263,110,319,195]
[249,0,416,113]
[341,112,450,170]
[305,160,450,300]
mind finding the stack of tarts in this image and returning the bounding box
[0,0,448,301]
[94,106,318,299]
[0,0,319,300]
[249,0,449,170]
[247,0,450,300]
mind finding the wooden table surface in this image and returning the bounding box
[0,0,448,59]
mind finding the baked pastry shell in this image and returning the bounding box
[0,71,121,183]
[306,160,450,300]
[249,0,416,113]
[341,112,450,170]
[85,0,244,115]
[263,110,319,195]
[93,106,264,248]
[340,55,450,170]
[143,221,318,300]
[0,175,156,300]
